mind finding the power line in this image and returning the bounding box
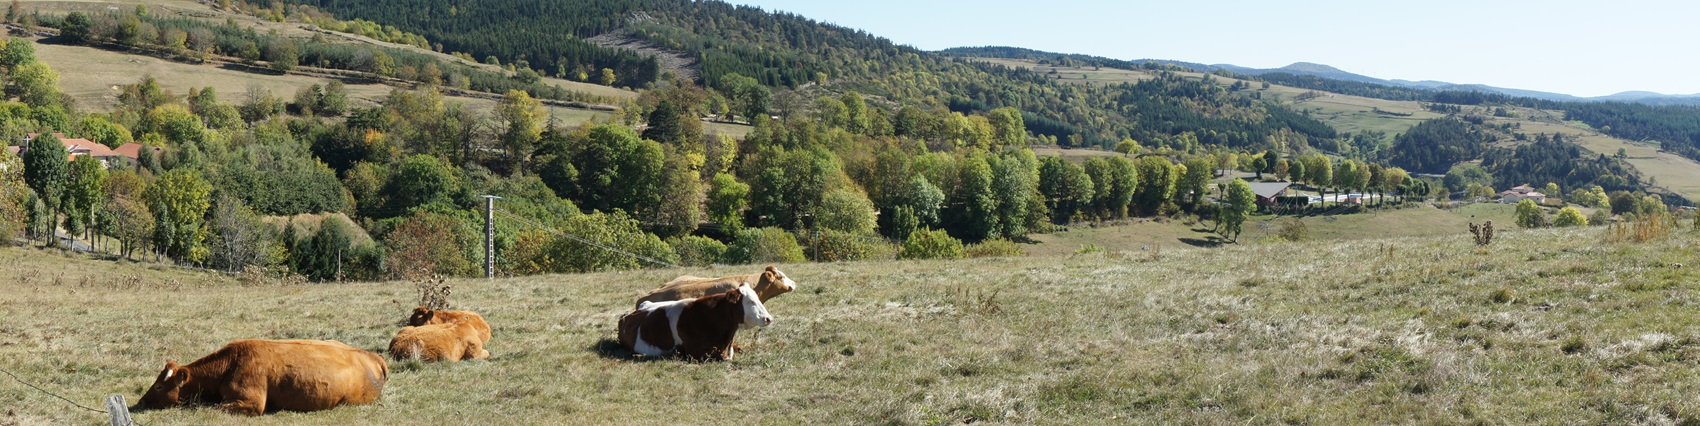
[494,209,680,269]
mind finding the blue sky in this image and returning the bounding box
[730,0,1698,98]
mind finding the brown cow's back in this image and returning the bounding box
[636,266,796,309]
[227,340,386,412]
[146,339,386,415]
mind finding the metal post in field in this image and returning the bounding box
[479,195,502,279]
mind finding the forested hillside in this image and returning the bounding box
[278,0,1337,150]
[0,0,1682,286]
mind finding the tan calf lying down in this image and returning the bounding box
[389,321,491,362]
[408,306,493,344]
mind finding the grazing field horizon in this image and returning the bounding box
[3,225,1698,424]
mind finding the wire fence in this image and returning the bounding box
[1,365,138,425]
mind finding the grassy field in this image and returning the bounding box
[968,58,1155,86]
[1027,202,1519,257]
[1029,146,1128,162]
[6,222,1699,424]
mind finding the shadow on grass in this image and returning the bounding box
[1179,236,1229,248]
[592,338,742,363]
[592,338,661,363]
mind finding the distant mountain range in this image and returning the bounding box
[938,47,1700,106]
[1203,62,1700,106]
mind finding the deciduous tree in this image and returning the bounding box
[1221,178,1256,242]
[21,133,67,246]
[1553,206,1587,227]
[496,89,545,172]
[145,168,212,263]
[1515,199,1547,228]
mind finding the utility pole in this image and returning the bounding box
[479,195,502,279]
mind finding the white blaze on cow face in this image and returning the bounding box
[739,286,773,327]
[772,267,797,293]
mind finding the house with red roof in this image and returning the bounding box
[21,133,146,169]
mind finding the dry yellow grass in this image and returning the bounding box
[6,223,1699,424]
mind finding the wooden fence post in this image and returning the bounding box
[105,394,133,426]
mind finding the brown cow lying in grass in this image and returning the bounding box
[636,265,797,309]
[408,306,492,345]
[618,284,774,360]
[389,321,491,362]
[135,339,387,416]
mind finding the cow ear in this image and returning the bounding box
[766,265,778,273]
[726,288,743,304]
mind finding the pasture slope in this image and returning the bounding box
[3,225,1699,424]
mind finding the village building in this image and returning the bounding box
[1249,181,1294,207]
[18,133,157,169]
[1498,184,1547,204]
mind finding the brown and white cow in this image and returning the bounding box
[135,339,387,416]
[618,284,774,360]
[389,321,490,362]
[407,306,492,345]
[635,265,798,309]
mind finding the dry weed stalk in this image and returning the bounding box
[237,265,269,286]
[1468,221,1494,246]
[416,277,452,311]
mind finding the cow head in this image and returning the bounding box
[759,265,797,299]
[407,307,435,326]
[136,361,190,411]
[733,284,774,328]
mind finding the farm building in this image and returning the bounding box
[1498,185,1547,204]
[1249,182,1294,207]
[18,133,155,169]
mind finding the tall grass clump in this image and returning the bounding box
[1609,213,1671,243]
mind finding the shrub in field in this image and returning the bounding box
[383,210,476,280]
[1514,199,1547,228]
[1553,207,1588,227]
[898,228,965,260]
[670,235,728,267]
[1588,209,1612,227]
[965,238,1025,258]
[800,228,895,262]
[723,227,805,265]
[550,211,677,272]
[1277,218,1310,241]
